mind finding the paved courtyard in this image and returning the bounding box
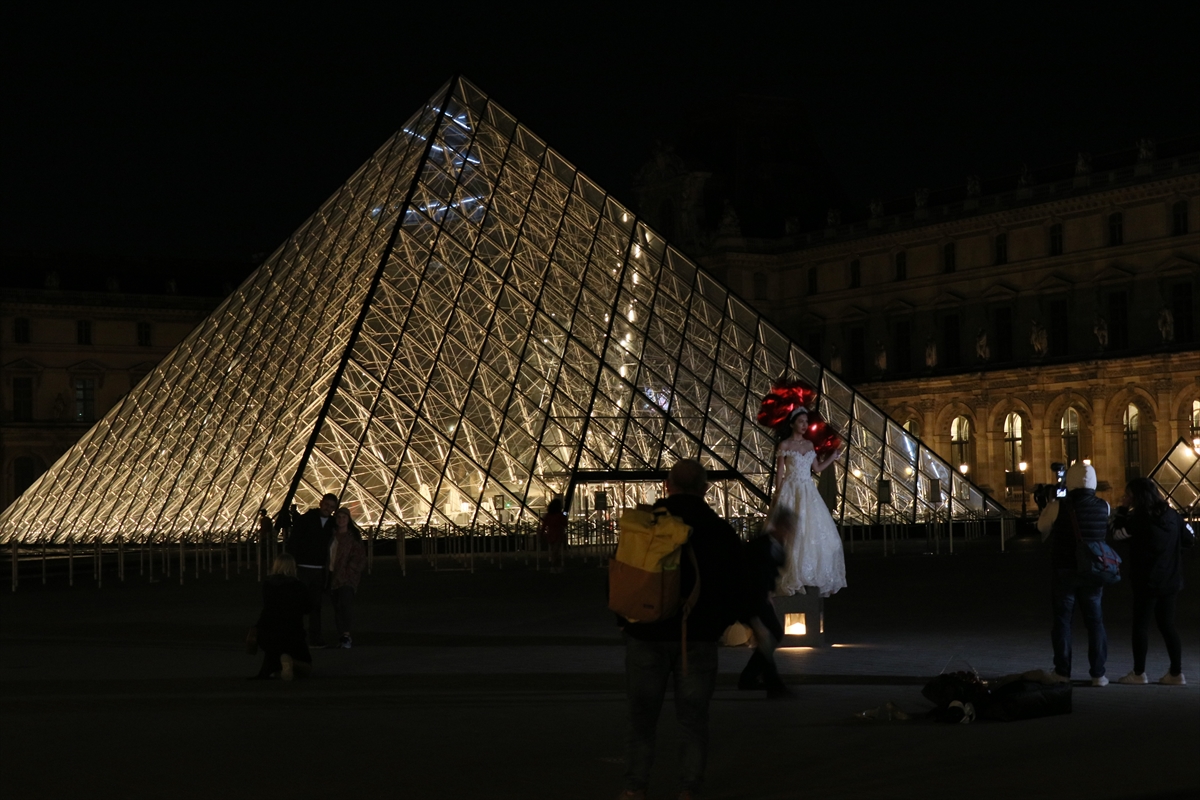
[1,534,1197,799]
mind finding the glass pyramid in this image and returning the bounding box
[1148,438,1200,513]
[0,78,1006,543]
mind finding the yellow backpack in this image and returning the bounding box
[609,504,697,623]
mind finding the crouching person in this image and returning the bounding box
[252,554,312,681]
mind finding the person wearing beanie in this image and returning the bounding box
[1037,462,1111,686]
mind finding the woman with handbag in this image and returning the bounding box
[329,507,367,649]
[251,553,312,680]
[1111,478,1191,685]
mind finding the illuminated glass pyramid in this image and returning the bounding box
[0,78,1004,543]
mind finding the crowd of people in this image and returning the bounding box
[248,493,366,680]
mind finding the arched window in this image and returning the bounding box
[1004,412,1024,473]
[950,415,970,472]
[903,418,921,438]
[1124,403,1140,481]
[1190,399,1199,444]
[1061,407,1080,465]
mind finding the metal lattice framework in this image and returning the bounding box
[0,77,1006,543]
[1149,438,1200,514]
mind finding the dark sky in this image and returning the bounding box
[3,3,1198,266]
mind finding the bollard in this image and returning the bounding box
[179,539,184,586]
[367,529,374,575]
[68,537,74,587]
[195,536,201,580]
[256,532,262,582]
[118,535,124,582]
[42,539,47,585]
[96,539,102,588]
[10,537,17,592]
[224,534,230,581]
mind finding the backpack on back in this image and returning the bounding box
[609,504,693,623]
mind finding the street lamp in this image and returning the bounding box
[1018,461,1028,519]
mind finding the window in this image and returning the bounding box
[74,378,95,423]
[1004,412,1025,473]
[137,321,152,347]
[895,251,907,281]
[1049,299,1069,356]
[903,418,921,438]
[1049,223,1063,256]
[1172,200,1188,236]
[849,259,861,289]
[14,456,42,497]
[994,307,1013,362]
[1109,291,1129,349]
[1173,282,1194,343]
[943,242,956,273]
[894,320,912,373]
[77,320,92,345]
[848,326,866,381]
[13,377,33,421]
[807,267,818,294]
[1192,399,1200,442]
[1124,403,1140,481]
[942,314,960,368]
[1108,212,1124,246]
[14,318,30,344]
[995,233,1008,265]
[1062,407,1080,465]
[951,416,971,472]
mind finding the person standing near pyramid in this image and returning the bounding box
[286,493,339,647]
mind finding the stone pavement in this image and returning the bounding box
[1,535,1197,799]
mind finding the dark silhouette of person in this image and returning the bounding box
[286,493,338,647]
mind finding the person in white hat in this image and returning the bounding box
[1037,462,1111,686]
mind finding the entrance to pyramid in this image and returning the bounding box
[563,470,762,523]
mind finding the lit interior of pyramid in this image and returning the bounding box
[0,77,1006,543]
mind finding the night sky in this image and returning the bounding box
[4,3,1198,276]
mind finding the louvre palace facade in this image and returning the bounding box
[686,143,1200,511]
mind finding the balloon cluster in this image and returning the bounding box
[756,378,844,459]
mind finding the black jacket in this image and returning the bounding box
[255,574,309,651]
[1117,506,1186,595]
[1049,488,1108,570]
[286,509,333,567]
[621,494,744,643]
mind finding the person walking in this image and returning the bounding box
[286,493,338,647]
[618,459,743,800]
[329,507,367,650]
[540,496,567,572]
[737,504,795,698]
[1111,478,1191,685]
[1037,462,1111,686]
[251,554,312,681]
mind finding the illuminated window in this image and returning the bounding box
[1061,407,1080,465]
[1190,399,1199,440]
[903,418,921,438]
[951,416,971,471]
[1124,404,1140,481]
[1004,412,1024,473]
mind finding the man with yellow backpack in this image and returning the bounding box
[612,459,744,800]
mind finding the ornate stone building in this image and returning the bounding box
[1,285,224,509]
[696,142,1199,510]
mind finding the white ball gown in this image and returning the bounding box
[775,448,847,597]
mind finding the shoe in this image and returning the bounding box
[1045,670,1070,684]
[339,634,352,649]
[280,654,294,682]
[1117,671,1148,685]
[1091,675,1108,687]
[1159,672,1187,685]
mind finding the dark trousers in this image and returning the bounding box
[1132,591,1182,675]
[1051,568,1107,678]
[623,637,718,794]
[739,602,785,691]
[296,566,326,644]
[332,586,355,635]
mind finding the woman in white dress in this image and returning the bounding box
[773,407,847,597]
